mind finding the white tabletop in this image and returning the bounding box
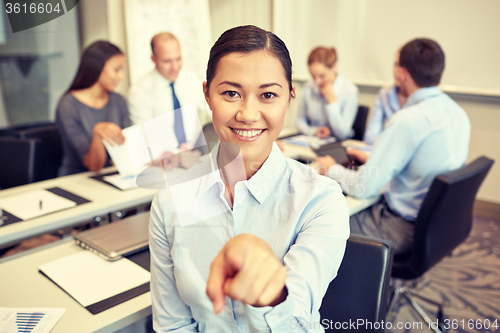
[0,167,158,247]
[0,238,151,333]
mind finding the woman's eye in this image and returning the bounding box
[223,91,240,98]
[261,92,276,100]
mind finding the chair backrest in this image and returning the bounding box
[0,137,40,189]
[392,156,494,280]
[18,124,63,181]
[320,235,393,332]
[352,105,369,141]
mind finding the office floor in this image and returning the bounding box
[387,215,500,333]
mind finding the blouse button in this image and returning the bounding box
[238,201,242,206]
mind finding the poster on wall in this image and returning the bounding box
[124,0,212,85]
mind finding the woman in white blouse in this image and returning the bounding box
[295,47,359,141]
[149,26,349,332]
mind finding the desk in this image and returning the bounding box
[0,167,158,247]
[0,191,377,333]
[0,238,151,333]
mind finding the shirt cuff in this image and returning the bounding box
[243,288,294,332]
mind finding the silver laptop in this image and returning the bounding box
[73,212,150,261]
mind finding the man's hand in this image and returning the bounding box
[93,122,125,146]
[320,84,337,104]
[314,126,331,139]
[206,234,287,314]
[315,155,336,176]
[347,148,369,165]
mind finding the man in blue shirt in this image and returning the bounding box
[363,49,407,145]
[316,38,471,254]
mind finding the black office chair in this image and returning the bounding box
[18,124,63,181]
[390,156,494,333]
[320,235,393,332]
[352,105,369,141]
[0,137,40,189]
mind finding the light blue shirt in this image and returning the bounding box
[150,143,349,332]
[363,86,402,145]
[295,75,359,140]
[328,87,470,221]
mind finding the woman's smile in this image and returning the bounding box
[230,127,267,141]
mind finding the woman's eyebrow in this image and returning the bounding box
[218,81,241,88]
[260,83,283,89]
[217,81,283,89]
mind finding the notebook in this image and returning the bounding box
[73,212,150,261]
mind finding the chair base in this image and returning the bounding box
[390,286,448,333]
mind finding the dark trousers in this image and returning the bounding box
[349,199,414,255]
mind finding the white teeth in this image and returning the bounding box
[233,129,264,138]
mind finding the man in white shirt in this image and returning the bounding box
[128,32,210,149]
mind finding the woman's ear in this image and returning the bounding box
[203,81,211,110]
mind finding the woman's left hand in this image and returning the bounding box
[320,84,337,104]
[206,233,288,314]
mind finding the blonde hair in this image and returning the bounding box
[307,46,337,68]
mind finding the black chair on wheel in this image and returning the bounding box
[352,105,370,141]
[18,124,63,181]
[390,156,494,333]
[0,137,40,189]
[320,235,393,333]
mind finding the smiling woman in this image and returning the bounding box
[149,25,350,333]
[56,41,131,176]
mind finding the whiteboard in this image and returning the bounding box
[124,0,212,84]
[273,0,500,96]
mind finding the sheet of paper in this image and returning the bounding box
[0,308,66,333]
[282,134,336,147]
[104,106,204,178]
[103,166,186,190]
[39,251,150,308]
[1,189,76,220]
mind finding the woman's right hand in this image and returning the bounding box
[93,122,125,146]
[347,148,369,165]
[315,126,331,139]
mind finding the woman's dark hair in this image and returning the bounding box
[68,41,123,91]
[399,38,445,87]
[206,25,294,97]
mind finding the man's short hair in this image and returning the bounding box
[399,38,445,87]
[151,32,179,55]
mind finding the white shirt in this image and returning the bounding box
[128,68,211,147]
[295,74,359,140]
[150,143,350,332]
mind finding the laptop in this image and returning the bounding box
[312,142,361,170]
[73,212,150,261]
